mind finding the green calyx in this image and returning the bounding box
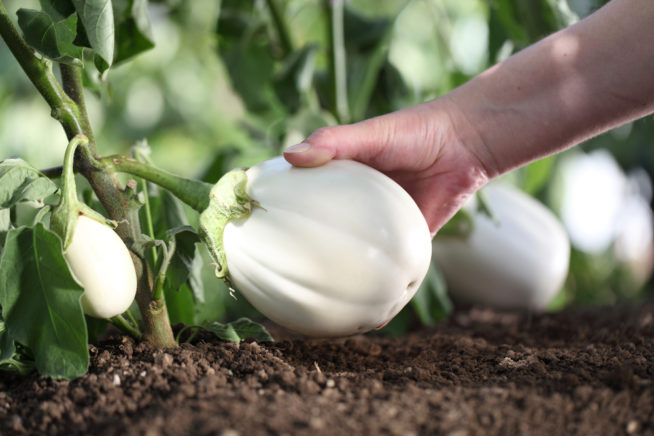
[199,168,259,279]
[51,135,116,250]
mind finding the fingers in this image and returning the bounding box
[283,120,385,168]
[283,142,334,167]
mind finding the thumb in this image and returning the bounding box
[283,122,382,167]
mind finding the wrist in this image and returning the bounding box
[436,92,503,180]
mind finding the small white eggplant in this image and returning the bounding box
[432,183,570,311]
[51,136,137,319]
[64,215,137,319]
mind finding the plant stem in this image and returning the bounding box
[110,314,142,339]
[324,0,350,123]
[0,0,177,349]
[101,155,213,212]
[40,165,63,179]
[60,64,96,146]
[141,178,159,265]
[131,251,177,348]
[0,2,83,139]
[265,0,294,57]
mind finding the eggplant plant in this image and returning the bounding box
[0,0,438,379]
[1,0,617,379]
[0,0,277,379]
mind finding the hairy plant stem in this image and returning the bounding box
[324,0,350,124]
[0,2,82,139]
[265,0,294,56]
[110,314,142,340]
[0,1,177,349]
[60,64,96,145]
[101,155,213,212]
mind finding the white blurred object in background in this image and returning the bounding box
[432,183,570,311]
[559,150,654,285]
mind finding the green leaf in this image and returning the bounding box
[146,187,205,303]
[546,0,578,27]
[216,0,281,114]
[0,321,36,375]
[437,208,474,238]
[0,208,9,233]
[158,226,203,326]
[411,263,452,325]
[0,159,59,209]
[0,225,88,379]
[16,8,84,65]
[130,233,161,259]
[72,0,115,71]
[521,155,555,195]
[489,0,528,51]
[199,147,240,183]
[164,226,203,300]
[489,0,572,52]
[40,0,76,20]
[273,44,319,113]
[85,316,108,344]
[343,7,399,121]
[113,0,155,64]
[165,283,195,326]
[0,320,16,363]
[202,318,274,343]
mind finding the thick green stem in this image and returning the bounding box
[132,251,177,348]
[110,314,142,340]
[101,155,213,212]
[60,64,96,147]
[324,0,350,123]
[265,0,294,56]
[0,1,177,349]
[0,2,83,139]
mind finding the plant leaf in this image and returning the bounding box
[411,263,452,325]
[0,320,15,363]
[216,0,280,114]
[40,0,76,21]
[0,321,36,375]
[342,7,399,121]
[113,0,155,64]
[273,44,319,113]
[72,0,115,71]
[161,226,203,326]
[165,283,195,326]
[0,159,59,209]
[0,224,88,379]
[521,155,555,195]
[202,318,274,343]
[0,208,9,233]
[437,208,475,238]
[16,8,84,65]
[164,226,203,299]
[146,186,205,304]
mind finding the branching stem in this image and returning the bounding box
[101,155,213,212]
[0,0,177,349]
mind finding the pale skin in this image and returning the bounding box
[284,0,654,236]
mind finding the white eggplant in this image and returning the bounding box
[204,157,432,337]
[432,183,570,311]
[64,215,137,319]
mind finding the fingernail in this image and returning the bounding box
[285,142,312,153]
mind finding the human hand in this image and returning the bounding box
[283,99,492,236]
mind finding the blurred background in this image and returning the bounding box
[1,0,652,327]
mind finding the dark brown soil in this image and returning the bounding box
[1,303,653,436]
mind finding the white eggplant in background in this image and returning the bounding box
[432,183,570,311]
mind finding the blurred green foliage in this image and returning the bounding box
[1,0,652,334]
